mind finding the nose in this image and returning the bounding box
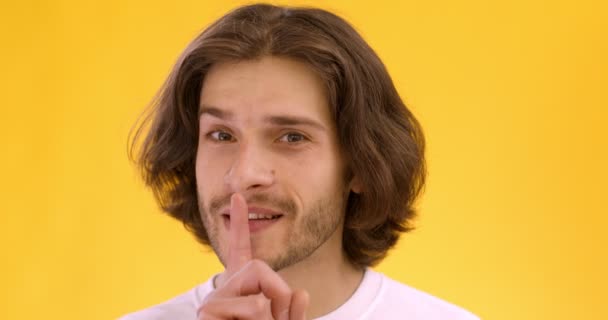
[224,141,275,193]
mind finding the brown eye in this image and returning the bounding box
[279,132,306,143]
[209,131,234,142]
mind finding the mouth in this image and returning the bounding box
[246,213,283,220]
[222,207,285,233]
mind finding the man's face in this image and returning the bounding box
[196,56,352,271]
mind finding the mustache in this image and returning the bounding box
[208,193,297,215]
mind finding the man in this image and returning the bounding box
[122,3,479,320]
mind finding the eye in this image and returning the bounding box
[278,132,307,143]
[208,130,235,142]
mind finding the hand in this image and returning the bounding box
[197,193,309,320]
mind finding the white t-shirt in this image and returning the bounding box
[119,269,479,320]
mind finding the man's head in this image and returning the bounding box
[130,3,426,269]
[197,56,352,271]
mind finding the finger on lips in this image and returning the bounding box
[227,193,252,274]
[199,193,304,320]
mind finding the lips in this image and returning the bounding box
[221,206,285,233]
[248,213,282,220]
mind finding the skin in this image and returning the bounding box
[195,56,363,319]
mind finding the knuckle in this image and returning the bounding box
[253,294,268,311]
[251,295,271,318]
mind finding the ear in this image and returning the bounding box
[350,175,363,194]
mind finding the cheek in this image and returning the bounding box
[282,152,345,196]
[195,152,227,200]
[196,147,231,178]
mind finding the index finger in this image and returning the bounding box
[227,193,252,274]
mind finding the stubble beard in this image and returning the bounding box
[198,191,346,271]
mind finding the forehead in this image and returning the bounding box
[199,56,332,125]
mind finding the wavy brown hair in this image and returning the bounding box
[130,3,426,268]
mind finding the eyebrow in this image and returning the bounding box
[265,115,327,132]
[199,105,234,120]
[199,105,327,132]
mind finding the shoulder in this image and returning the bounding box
[372,271,480,320]
[117,279,214,320]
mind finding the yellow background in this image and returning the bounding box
[1,0,606,319]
